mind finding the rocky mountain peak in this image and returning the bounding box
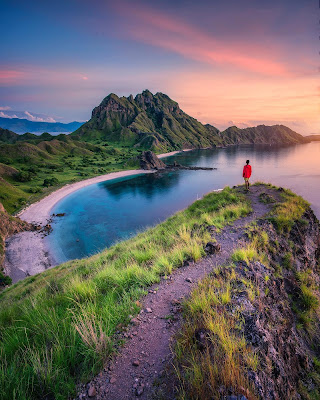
[91,93,134,119]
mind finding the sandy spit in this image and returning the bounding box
[5,149,193,283]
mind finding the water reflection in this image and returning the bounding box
[101,170,181,200]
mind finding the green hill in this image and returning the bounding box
[0,132,141,213]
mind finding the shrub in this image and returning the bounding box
[43,177,59,187]
[0,271,12,286]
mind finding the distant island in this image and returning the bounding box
[0,117,84,134]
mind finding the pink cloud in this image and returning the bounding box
[0,66,93,87]
[24,111,56,122]
[0,69,26,84]
[111,1,290,76]
[0,111,18,118]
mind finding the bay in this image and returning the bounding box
[50,142,320,263]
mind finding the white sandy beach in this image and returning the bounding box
[5,149,193,283]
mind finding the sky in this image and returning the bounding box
[1,0,319,134]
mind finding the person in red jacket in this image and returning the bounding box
[243,160,252,191]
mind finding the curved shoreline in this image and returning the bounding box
[17,169,154,225]
[5,149,193,283]
[17,149,192,225]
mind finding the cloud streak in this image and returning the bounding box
[111,1,292,76]
[0,111,18,119]
[24,111,56,122]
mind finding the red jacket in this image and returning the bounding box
[243,164,252,178]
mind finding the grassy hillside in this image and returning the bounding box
[0,187,250,400]
[0,135,142,213]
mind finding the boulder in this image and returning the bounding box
[140,151,166,170]
[204,241,221,254]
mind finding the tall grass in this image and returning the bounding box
[0,187,250,399]
[267,188,309,234]
[173,268,259,400]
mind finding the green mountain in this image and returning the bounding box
[72,90,222,151]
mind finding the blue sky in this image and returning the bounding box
[1,0,319,133]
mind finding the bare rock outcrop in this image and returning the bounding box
[0,202,34,285]
[139,151,166,170]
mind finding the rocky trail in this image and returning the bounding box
[77,185,279,400]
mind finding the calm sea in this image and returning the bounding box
[50,142,320,263]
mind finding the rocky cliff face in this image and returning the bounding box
[139,151,166,170]
[0,203,33,286]
[238,207,320,399]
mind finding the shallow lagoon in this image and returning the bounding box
[50,142,320,263]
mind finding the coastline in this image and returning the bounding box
[5,148,193,283]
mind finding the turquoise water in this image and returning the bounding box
[50,142,320,263]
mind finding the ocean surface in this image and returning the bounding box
[50,142,320,263]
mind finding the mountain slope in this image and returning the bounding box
[0,117,84,134]
[72,90,306,151]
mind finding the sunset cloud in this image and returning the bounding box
[0,111,18,119]
[110,1,292,77]
[0,69,26,84]
[24,111,56,122]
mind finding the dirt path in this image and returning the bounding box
[78,185,278,400]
